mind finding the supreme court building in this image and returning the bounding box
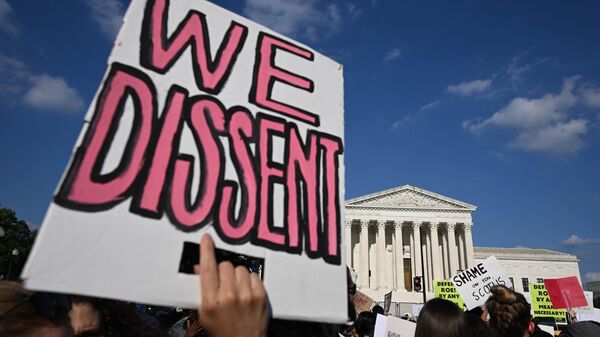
[345,185,581,313]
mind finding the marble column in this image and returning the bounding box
[394,221,406,291]
[376,221,386,289]
[457,228,465,271]
[360,220,370,287]
[440,228,448,278]
[424,228,432,292]
[447,223,459,276]
[345,220,352,268]
[409,226,416,287]
[412,222,423,289]
[430,223,443,283]
[463,222,475,268]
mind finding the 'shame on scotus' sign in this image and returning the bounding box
[23,0,346,322]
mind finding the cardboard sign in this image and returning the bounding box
[384,290,393,314]
[544,277,587,309]
[353,291,375,314]
[385,315,416,337]
[22,0,345,322]
[530,283,567,324]
[434,280,466,310]
[451,256,513,310]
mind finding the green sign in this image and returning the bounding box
[530,283,567,324]
[434,280,466,310]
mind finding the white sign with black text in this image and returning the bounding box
[451,256,513,310]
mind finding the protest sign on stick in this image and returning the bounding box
[384,290,392,314]
[544,277,587,309]
[530,283,567,324]
[434,280,466,310]
[22,0,346,322]
[451,256,513,310]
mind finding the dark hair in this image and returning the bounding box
[354,311,376,337]
[415,298,472,337]
[371,305,384,315]
[465,313,492,337]
[0,281,71,336]
[267,318,337,337]
[484,285,531,337]
[71,296,165,337]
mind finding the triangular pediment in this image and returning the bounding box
[346,185,476,211]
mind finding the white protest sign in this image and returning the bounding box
[451,256,513,310]
[374,314,389,337]
[574,291,594,315]
[385,315,416,337]
[577,308,600,323]
[22,0,345,323]
[538,325,554,335]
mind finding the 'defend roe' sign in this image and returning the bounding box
[23,0,345,323]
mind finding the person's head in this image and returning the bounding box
[354,311,376,337]
[484,285,534,337]
[414,298,472,337]
[0,281,72,337]
[371,305,384,316]
[70,296,161,337]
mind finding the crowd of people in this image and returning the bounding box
[1,234,599,337]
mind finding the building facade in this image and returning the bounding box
[346,185,581,312]
[587,281,600,299]
[475,247,581,304]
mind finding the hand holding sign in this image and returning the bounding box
[196,234,268,337]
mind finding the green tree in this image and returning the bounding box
[0,207,36,280]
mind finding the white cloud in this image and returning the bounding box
[581,87,600,108]
[23,74,84,113]
[244,0,344,40]
[0,53,27,94]
[391,115,413,130]
[561,234,600,247]
[0,0,18,35]
[347,4,361,18]
[510,119,587,156]
[383,47,401,63]
[85,0,124,40]
[447,79,492,96]
[463,76,588,157]
[420,100,441,111]
[584,272,600,283]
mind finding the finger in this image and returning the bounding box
[199,234,219,298]
[249,273,267,308]
[217,261,236,296]
[234,266,252,305]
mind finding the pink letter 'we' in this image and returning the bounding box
[140,0,247,94]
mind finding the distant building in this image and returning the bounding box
[475,247,581,303]
[588,281,600,299]
[345,185,582,315]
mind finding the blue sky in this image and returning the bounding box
[1,0,599,285]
